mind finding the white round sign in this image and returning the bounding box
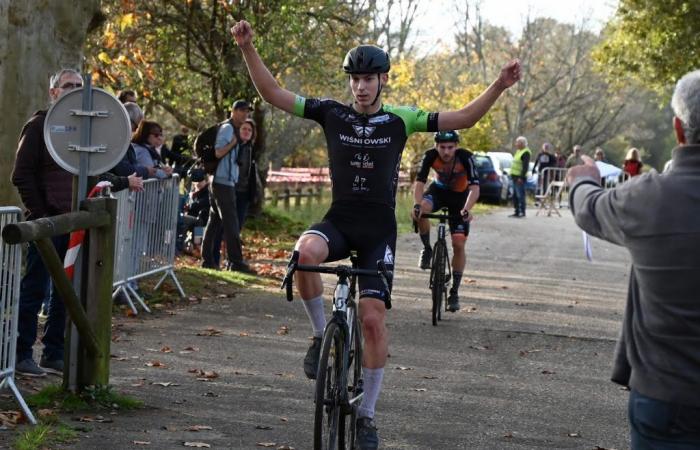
[44,87,131,176]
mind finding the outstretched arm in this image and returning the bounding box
[231,20,297,114]
[438,59,521,131]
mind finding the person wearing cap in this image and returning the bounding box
[231,19,520,448]
[566,69,700,449]
[413,130,480,312]
[201,99,255,273]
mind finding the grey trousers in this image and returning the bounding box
[202,183,243,267]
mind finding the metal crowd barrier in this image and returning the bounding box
[112,176,185,314]
[537,167,569,207]
[0,207,36,424]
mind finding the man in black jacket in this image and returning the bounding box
[11,68,83,377]
[567,69,700,449]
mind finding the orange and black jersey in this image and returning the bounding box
[415,148,479,193]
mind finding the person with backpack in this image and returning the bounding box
[200,99,256,274]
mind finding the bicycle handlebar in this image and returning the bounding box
[280,250,393,310]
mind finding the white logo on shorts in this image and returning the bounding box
[384,245,394,264]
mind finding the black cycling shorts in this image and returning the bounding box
[302,202,395,301]
[423,183,471,235]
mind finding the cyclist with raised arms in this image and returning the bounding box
[413,130,480,312]
[230,19,520,450]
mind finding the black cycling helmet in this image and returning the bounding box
[343,45,391,74]
[434,130,460,143]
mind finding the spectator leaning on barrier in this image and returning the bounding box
[594,147,609,163]
[201,99,255,274]
[132,121,174,179]
[509,136,531,218]
[10,68,84,377]
[566,69,700,449]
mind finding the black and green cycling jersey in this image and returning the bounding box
[293,96,439,208]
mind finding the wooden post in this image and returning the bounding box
[272,190,279,207]
[316,186,323,203]
[306,188,314,207]
[79,197,117,387]
[295,187,302,207]
[283,187,291,210]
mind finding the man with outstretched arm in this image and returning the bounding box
[231,19,520,449]
[413,130,480,312]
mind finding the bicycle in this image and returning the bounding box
[281,250,392,450]
[415,207,452,326]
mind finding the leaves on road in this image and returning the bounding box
[146,360,166,368]
[197,327,223,337]
[184,443,211,448]
[189,368,219,380]
[395,366,413,371]
[180,346,200,354]
[186,425,213,431]
[277,326,290,335]
[256,425,273,430]
[152,381,179,387]
[134,441,151,445]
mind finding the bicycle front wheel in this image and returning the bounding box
[339,309,363,449]
[314,322,344,450]
[431,241,447,326]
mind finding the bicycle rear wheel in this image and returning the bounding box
[314,322,344,450]
[431,241,447,326]
[339,309,363,449]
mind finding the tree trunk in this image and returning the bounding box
[0,1,101,206]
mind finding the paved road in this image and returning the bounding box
[18,207,632,449]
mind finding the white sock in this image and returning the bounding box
[358,367,384,419]
[302,296,326,338]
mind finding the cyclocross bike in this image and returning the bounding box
[281,251,392,450]
[416,207,452,326]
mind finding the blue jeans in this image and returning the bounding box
[512,176,526,215]
[629,390,700,449]
[16,235,69,362]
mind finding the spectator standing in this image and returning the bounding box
[509,136,531,218]
[566,69,700,449]
[201,100,255,274]
[565,144,584,168]
[532,142,556,194]
[594,147,610,163]
[235,118,256,229]
[117,89,137,104]
[171,126,192,156]
[10,68,83,377]
[554,147,567,168]
[623,147,643,177]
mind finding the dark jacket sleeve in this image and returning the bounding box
[98,171,129,192]
[416,149,437,183]
[111,145,150,178]
[11,112,49,219]
[569,177,627,246]
[522,152,531,174]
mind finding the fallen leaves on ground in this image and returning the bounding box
[134,441,151,445]
[541,370,556,375]
[160,346,173,353]
[0,410,23,427]
[277,326,290,335]
[76,415,113,423]
[518,349,542,357]
[186,425,213,432]
[395,366,413,371]
[197,327,223,337]
[146,360,166,368]
[180,346,200,354]
[256,444,276,448]
[184,442,211,448]
[189,368,219,380]
[412,388,427,392]
[469,345,490,351]
[255,425,273,430]
[152,381,179,387]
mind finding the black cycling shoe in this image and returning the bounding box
[447,291,460,312]
[303,337,322,379]
[356,417,379,450]
[418,247,432,270]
